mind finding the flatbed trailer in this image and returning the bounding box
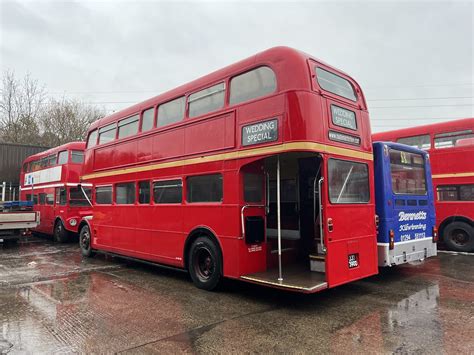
[0,201,40,242]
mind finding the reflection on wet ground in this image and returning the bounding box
[1,236,473,353]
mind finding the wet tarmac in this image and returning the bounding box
[0,236,473,354]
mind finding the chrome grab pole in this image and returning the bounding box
[277,155,283,282]
[240,204,265,240]
[318,177,326,254]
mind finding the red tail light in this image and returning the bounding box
[389,229,395,250]
[432,226,438,243]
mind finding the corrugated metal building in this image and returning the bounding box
[0,143,49,200]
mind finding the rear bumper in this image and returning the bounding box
[378,237,437,267]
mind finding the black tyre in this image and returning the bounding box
[53,220,68,243]
[79,225,94,257]
[188,236,222,291]
[443,221,474,252]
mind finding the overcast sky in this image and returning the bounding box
[1,0,473,132]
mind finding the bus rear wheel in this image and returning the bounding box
[53,220,68,243]
[188,236,222,291]
[443,222,474,252]
[79,225,94,257]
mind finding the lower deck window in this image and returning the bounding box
[328,159,369,203]
[437,184,474,201]
[96,186,112,204]
[138,181,151,204]
[153,180,182,204]
[187,174,223,203]
[244,173,263,202]
[116,183,135,204]
[69,187,91,207]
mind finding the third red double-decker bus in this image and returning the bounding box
[20,142,92,242]
[373,118,474,252]
[79,46,378,292]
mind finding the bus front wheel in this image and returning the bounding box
[188,236,222,291]
[79,225,94,258]
[53,220,68,243]
[443,222,474,252]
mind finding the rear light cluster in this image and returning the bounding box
[389,229,395,250]
[432,226,438,243]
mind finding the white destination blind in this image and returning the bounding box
[242,119,278,146]
[331,105,357,130]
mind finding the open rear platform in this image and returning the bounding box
[240,264,327,293]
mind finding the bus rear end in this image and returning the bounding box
[373,142,437,266]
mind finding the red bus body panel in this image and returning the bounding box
[82,47,378,290]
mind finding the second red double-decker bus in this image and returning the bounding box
[20,142,92,242]
[373,117,474,252]
[79,46,378,292]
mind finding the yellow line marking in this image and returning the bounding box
[432,172,474,179]
[82,142,373,180]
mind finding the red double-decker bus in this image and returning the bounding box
[373,118,474,252]
[20,142,92,242]
[79,46,378,292]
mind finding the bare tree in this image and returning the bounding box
[0,70,45,144]
[40,98,104,146]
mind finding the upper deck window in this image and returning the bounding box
[230,67,277,105]
[71,150,84,164]
[434,130,474,149]
[141,108,154,132]
[315,67,357,102]
[188,83,225,118]
[157,96,185,127]
[87,129,98,148]
[47,154,57,167]
[328,159,369,203]
[397,135,431,150]
[58,150,68,165]
[98,123,117,144]
[390,149,426,195]
[118,114,139,139]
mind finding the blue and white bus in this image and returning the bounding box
[373,142,437,266]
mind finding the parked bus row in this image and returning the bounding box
[373,118,474,252]
[18,47,442,293]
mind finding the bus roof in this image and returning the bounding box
[22,141,85,163]
[373,141,429,156]
[373,117,474,140]
[89,46,365,131]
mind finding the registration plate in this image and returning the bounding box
[348,253,359,268]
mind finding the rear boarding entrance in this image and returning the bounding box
[240,152,328,292]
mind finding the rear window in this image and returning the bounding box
[328,159,369,203]
[315,67,357,102]
[390,149,426,195]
